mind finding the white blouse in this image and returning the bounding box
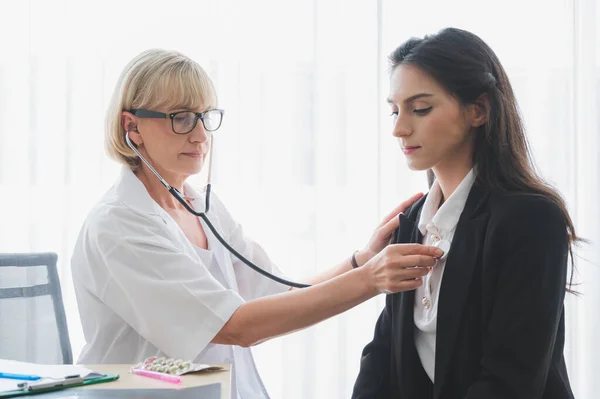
[414,169,475,382]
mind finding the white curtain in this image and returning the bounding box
[0,0,597,397]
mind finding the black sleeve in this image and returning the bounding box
[465,197,569,399]
[352,294,393,399]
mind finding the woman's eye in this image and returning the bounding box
[174,115,191,123]
[413,106,432,115]
[390,111,398,117]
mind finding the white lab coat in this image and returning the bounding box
[71,167,289,399]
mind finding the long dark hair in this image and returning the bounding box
[389,28,580,292]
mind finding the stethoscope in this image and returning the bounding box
[125,131,311,289]
[419,225,451,310]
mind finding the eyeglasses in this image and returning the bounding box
[130,109,224,134]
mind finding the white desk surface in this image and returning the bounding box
[81,363,231,399]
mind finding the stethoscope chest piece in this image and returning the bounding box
[433,239,451,261]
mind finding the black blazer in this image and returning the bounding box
[352,184,574,399]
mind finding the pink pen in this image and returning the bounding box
[131,369,182,384]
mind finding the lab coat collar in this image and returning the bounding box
[116,167,206,215]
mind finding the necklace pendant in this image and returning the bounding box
[421,296,431,309]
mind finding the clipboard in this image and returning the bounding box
[0,373,119,398]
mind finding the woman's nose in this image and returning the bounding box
[189,121,210,143]
[392,115,412,138]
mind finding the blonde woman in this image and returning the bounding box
[71,49,443,399]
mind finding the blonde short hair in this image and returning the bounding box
[105,49,218,170]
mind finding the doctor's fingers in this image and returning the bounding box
[379,277,425,294]
[376,192,424,228]
[372,215,401,245]
[368,255,431,294]
[377,265,430,294]
[389,254,437,270]
[385,243,444,258]
[388,264,432,280]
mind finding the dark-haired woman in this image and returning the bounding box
[353,28,577,399]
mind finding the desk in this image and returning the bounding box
[80,364,231,399]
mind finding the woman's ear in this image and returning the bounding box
[121,111,143,145]
[469,93,490,128]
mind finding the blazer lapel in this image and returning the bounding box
[396,213,423,244]
[394,212,431,397]
[433,185,490,399]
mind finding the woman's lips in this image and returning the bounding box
[402,146,421,155]
[181,152,203,159]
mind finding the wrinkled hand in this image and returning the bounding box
[355,192,424,267]
[365,244,443,295]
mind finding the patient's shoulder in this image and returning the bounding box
[487,192,566,235]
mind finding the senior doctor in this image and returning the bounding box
[71,49,443,399]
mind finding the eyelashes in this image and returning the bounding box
[413,106,432,115]
[389,106,433,117]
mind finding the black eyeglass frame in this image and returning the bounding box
[129,108,225,134]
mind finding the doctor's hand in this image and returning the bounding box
[354,192,424,268]
[364,244,443,295]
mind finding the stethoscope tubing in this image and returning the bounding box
[125,132,310,288]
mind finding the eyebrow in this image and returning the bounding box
[168,105,211,113]
[386,93,434,105]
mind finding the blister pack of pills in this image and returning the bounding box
[131,356,223,376]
